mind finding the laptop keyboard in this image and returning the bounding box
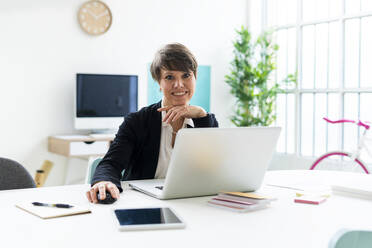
[155,186,163,190]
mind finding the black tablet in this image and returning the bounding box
[113,207,186,231]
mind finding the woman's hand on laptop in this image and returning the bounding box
[157,105,206,124]
[86,181,120,203]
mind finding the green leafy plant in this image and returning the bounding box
[225,26,296,127]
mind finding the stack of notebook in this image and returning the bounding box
[208,192,275,212]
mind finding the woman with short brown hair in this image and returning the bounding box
[86,43,218,203]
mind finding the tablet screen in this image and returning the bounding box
[114,208,183,226]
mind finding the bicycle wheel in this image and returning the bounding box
[310,151,369,174]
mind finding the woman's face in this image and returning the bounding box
[159,69,196,106]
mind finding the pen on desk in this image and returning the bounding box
[32,202,74,208]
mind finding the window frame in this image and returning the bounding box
[258,0,372,159]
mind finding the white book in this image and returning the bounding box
[332,184,372,200]
[331,173,372,200]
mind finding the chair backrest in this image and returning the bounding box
[0,157,36,190]
[329,229,372,248]
[85,157,102,184]
[85,157,125,184]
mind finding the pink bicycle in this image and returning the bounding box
[310,117,371,174]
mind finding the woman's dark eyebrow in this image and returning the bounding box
[162,70,191,76]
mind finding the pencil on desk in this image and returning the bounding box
[295,192,331,198]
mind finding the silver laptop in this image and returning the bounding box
[128,127,281,200]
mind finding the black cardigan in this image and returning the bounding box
[91,101,219,192]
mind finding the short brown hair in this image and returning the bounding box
[150,43,198,82]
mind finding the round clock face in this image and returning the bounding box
[78,0,112,35]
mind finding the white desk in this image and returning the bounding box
[1,170,372,248]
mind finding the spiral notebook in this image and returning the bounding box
[16,202,91,219]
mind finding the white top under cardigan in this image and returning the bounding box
[154,102,194,179]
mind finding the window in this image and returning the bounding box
[251,0,372,163]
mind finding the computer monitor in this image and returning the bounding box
[75,73,138,131]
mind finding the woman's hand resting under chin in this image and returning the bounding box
[157,105,207,124]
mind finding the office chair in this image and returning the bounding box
[85,157,103,184]
[0,157,36,190]
[329,229,372,248]
[85,157,125,184]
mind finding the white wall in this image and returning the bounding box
[0,0,247,186]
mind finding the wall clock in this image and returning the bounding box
[78,0,112,35]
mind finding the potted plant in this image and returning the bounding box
[225,26,296,127]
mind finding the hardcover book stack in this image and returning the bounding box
[208,192,276,212]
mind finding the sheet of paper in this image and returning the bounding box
[266,179,330,192]
[16,202,91,219]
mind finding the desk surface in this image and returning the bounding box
[1,170,372,248]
